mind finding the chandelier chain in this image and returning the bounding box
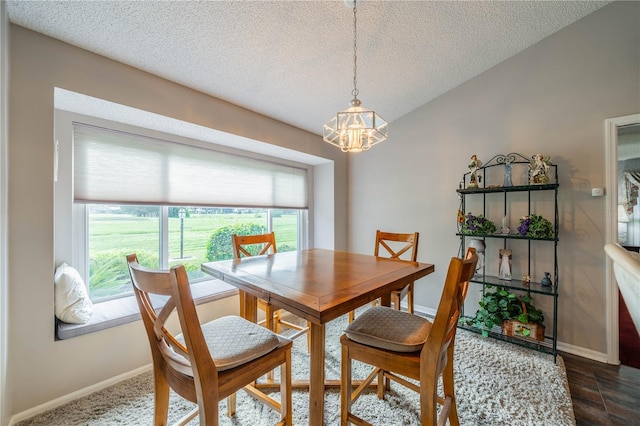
[351,0,359,99]
[322,0,387,152]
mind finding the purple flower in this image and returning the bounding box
[518,214,553,238]
[462,213,496,235]
[518,218,531,236]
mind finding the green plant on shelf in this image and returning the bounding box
[464,286,544,338]
[517,214,554,238]
[461,212,497,235]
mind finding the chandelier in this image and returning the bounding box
[323,0,388,153]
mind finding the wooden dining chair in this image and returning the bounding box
[127,253,292,426]
[349,230,420,322]
[340,248,477,426]
[232,233,310,351]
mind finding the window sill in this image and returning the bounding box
[56,279,238,340]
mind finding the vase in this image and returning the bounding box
[503,163,513,187]
[540,272,552,287]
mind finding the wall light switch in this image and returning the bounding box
[591,187,604,197]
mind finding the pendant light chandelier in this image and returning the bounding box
[323,0,388,153]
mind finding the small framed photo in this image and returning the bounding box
[499,249,512,280]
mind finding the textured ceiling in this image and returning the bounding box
[6,0,611,137]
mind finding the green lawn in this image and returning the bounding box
[90,212,298,253]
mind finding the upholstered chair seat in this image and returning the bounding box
[345,306,431,353]
[177,315,284,371]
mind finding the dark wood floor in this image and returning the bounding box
[562,351,640,425]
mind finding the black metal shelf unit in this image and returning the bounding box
[457,152,559,360]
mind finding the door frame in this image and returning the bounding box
[605,113,640,364]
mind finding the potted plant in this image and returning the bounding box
[461,212,497,235]
[465,286,545,340]
[517,214,554,238]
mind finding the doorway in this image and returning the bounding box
[605,114,640,367]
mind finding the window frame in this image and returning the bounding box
[55,110,312,298]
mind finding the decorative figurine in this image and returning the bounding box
[522,275,531,288]
[499,249,512,281]
[468,155,482,188]
[467,238,486,275]
[500,216,511,234]
[541,272,552,287]
[503,159,513,187]
[529,154,551,184]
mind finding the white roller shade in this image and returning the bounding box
[73,123,308,208]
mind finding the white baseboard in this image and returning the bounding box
[413,303,436,318]
[556,341,611,364]
[413,304,612,364]
[9,364,152,425]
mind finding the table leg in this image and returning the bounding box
[308,322,326,426]
[238,290,246,318]
[380,293,391,307]
[242,291,257,323]
[263,302,276,382]
[378,292,392,391]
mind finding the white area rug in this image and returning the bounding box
[17,312,575,425]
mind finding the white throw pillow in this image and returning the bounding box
[54,263,93,324]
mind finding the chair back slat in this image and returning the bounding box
[460,246,475,301]
[153,298,176,341]
[374,230,419,261]
[169,264,220,383]
[421,248,477,376]
[126,254,216,379]
[232,232,277,259]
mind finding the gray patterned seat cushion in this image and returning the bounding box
[178,315,285,371]
[344,306,432,352]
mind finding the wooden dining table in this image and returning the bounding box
[201,248,435,426]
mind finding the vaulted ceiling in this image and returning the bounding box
[6,1,611,136]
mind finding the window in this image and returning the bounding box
[87,204,303,302]
[55,109,311,304]
[87,204,160,301]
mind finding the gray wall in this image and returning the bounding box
[7,25,347,418]
[0,3,9,426]
[349,1,639,355]
[4,0,640,421]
